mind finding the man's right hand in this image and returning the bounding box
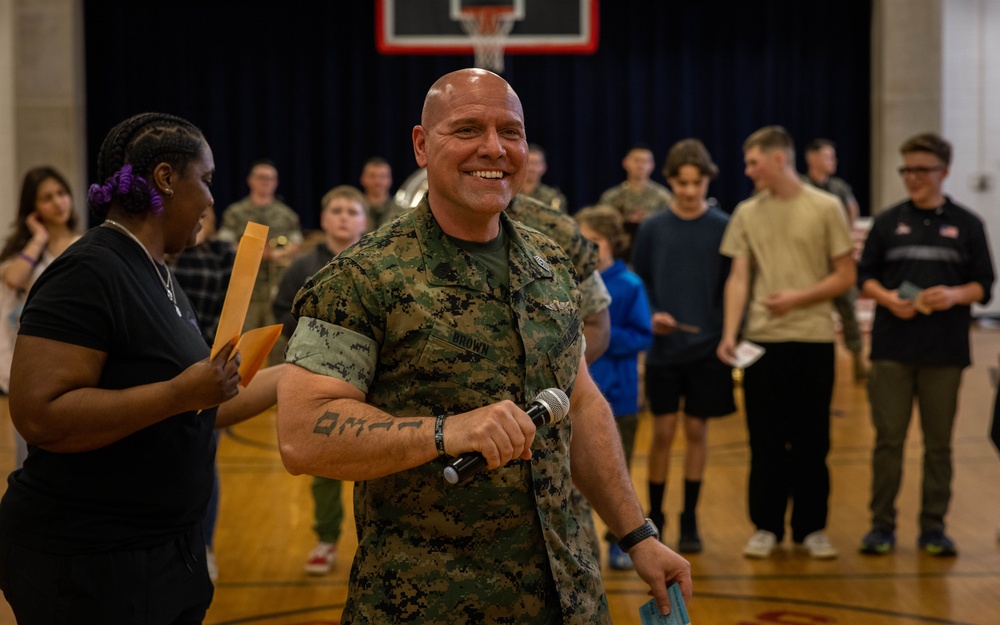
[883,290,918,319]
[651,312,678,336]
[716,336,737,366]
[443,401,537,469]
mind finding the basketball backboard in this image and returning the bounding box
[375,0,599,56]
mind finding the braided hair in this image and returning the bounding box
[88,113,205,218]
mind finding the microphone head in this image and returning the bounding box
[534,388,570,423]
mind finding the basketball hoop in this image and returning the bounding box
[458,6,517,73]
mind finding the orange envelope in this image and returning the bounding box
[210,222,269,359]
[235,324,283,386]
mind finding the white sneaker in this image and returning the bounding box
[205,547,219,582]
[797,531,838,559]
[743,530,778,558]
[304,541,337,575]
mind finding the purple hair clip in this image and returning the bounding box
[87,182,113,208]
[86,163,165,213]
[116,164,133,195]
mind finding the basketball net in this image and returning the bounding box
[459,8,516,73]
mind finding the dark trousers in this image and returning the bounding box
[742,341,834,542]
[0,526,213,625]
[867,361,962,533]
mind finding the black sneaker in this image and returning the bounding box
[918,529,957,557]
[859,527,895,555]
[678,512,702,554]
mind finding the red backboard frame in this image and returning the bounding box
[375,0,599,56]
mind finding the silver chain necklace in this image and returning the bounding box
[103,219,182,317]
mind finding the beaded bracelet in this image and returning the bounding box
[434,414,447,458]
[17,252,37,266]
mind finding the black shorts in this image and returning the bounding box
[646,354,736,418]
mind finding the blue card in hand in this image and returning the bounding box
[639,582,691,625]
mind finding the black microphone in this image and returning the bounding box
[443,388,570,485]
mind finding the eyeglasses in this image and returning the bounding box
[898,166,945,177]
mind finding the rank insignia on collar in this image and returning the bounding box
[545,300,572,311]
[533,255,550,271]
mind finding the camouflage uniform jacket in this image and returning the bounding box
[598,180,673,222]
[287,198,609,624]
[526,183,569,213]
[368,196,409,231]
[217,197,303,298]
[509,194,611,318]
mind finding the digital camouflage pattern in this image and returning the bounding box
[368,196,410,231]
[525,183,569,214]
[286,198,610,624]
[598,180,673,223]
[217,197,303,298]
[508,194,610,318]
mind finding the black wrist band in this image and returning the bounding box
[617,518,659,552]
[434,414,447,458]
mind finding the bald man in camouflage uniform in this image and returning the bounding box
[277,69,691,624]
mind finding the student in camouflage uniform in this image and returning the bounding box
[217,159,302,336]
[277,68,691,624]
[599,145,673,225]
[599,145,673,261]
[522,144,569,213]
[359,156,408,230]
[803,138,868,381]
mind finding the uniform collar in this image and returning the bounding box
[411,198,553,294]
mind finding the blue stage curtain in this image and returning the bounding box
[84,0,871,229]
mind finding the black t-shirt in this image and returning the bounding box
[0,226,216,554]
[857,198,996,367]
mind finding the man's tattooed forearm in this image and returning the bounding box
[312,411,425,437]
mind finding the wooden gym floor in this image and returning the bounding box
[2,323,1000,624]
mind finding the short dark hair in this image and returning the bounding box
[91,112,205,217]
[900,132,952,166]
[249,158,277,173]
[743,125,795,162]
[805,138,836,153]
[363,156,390,169]
[663,138,718,180]
[1,166,79,261]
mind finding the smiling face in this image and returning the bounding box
[668,164,710,216]
[164,143,215,253]
[900,150,948,208]
[413,69,527,236]
[743,145,784,192]
[33,177,74,227]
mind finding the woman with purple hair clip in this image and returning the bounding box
[0,112,283,624]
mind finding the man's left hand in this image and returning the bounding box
[917,285,956,312]
[628,539,692,617]
[763,290,802,316]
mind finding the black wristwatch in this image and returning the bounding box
[617,518,660,552]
